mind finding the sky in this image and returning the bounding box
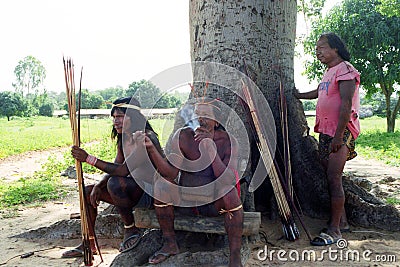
[0,0,341,94]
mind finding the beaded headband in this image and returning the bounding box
[111,103,141,111]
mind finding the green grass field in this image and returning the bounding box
[0,116,112,158]
[0,116,174,159]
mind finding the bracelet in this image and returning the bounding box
[124,223,135,229]
[86,154,98,166]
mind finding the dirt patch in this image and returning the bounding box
[0,147,68,182]
[0,150,399,266]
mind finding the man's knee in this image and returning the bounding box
[107,176,122,193]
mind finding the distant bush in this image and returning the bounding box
[302,99,317,111]
[39,103,54,117]
[359,105,373,119]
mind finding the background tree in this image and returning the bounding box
[12,55,46,98]
[0,91,26,121]
[376,0,400,17]
[297,0,326,34]
[126,79,162,108]
[303,0,400,132]
[96,86,126,107]
[39,102,54,117]
[75,89,105,109]
[126,79,181,108]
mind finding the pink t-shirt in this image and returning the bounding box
[315,61,361,139]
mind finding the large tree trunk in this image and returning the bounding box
[188,0,400,231]
[189,0,326,214]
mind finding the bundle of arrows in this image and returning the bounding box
[63,57,102,266]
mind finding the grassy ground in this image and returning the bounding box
[0,116,112,159]
[0,116,174,159]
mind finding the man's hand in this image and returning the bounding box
[71,146,89,162]
[194,127,213,142]
[330,136,344,153]
[195,127,217,159]
[293,88,301,99]
[90,185,102,208]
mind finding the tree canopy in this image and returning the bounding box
[0,91,26,121]
[12,55,46,97]
[126,79,181,109]
[303,0,400,132]
[376,0,400,17]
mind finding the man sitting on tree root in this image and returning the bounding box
[144,99,244,266]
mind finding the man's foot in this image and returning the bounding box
[310,232,340,246]
[61,244,97,258]
[327,219,350,232]
[119,233,142,253]
[148,239,179,264]
[148,250,175,264]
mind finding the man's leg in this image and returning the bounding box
[215,188,244,267]
[321,159,349,230]
[107,176,144,251]
[62,184,104,257]
[326,145,349,239]
[149,180,179,264]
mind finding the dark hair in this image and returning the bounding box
[320,32,351,61]
[110,96,156,149]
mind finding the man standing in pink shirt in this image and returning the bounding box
[295,32,361,246]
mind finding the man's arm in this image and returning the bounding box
[198,130,238,179]
[294,88,318,99]
[331,79,356,153]
[145,131,180,181]
[92,159,130,176]
[71,145,130,177]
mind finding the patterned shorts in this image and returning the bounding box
[319,128,357,161]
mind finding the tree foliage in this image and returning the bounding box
[0,91,26,121]
[126,79,181,109]
[96,86,126,107]
[71,89,106,110]
[303,0,400,132]
[13,56,46,97]
[376,0,400,17]
[39,102,54,117]
[297,0,325,18]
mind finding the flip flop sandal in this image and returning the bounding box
[119,234,142,253]
[148,251,174,265]
[310,232,339,246]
